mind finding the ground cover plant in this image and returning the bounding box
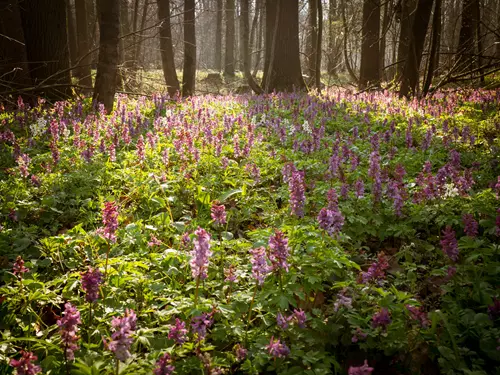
[0,89,499,375]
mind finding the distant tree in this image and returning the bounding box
[240,0,263,93]
[93,0,120,111]
[327,0,342,76]
[422,0,441,95]
[224,0,235,77]
[215,0,223,71]
[379,0,394,81]
[66,0,78,70]
[395,0,417,80]
[359,0,381,89]
[455,0,479,75]
[75,0,93,88]
[315,0,323,89]
[19,0,72,100]
[182,0,196,96]
[308,0,318,82]
[158,0,179,96]
[399,0,434,97]
[263,0,306,92]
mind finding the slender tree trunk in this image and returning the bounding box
[241,0,263,93]
[66,0,78,71]
[423,0,441,95]
[253,1,264,75]
[379,0,393,81]
[20,0,72,100]
[263,0,306,92]
[399,0,434,97]
[496,0,500,60]
[182,0,196,96]
[0,0,31,89]
[456,0,478,75]
[249,0,261,72]
[315,0,323,89]
[396,0,417,79]
[93,0,120,112]
[134,0,149,71]
[340,0,358,83]
[308,0,318,81]
[75,0,93,88]
[359,0,381,89]
[224,0,235,76]
[215,0,223,71]
[475,0,483,83]
[158,0,180,96]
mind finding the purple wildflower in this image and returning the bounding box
[266,336,290,358]
[496,208,500,236]
[354,179,365,198]
[277,312,291,330]
[168,318,188,345]
[13,256,28,276]
[292,309,307,328]
[224,264,238,283]
[234,344,247,361]
[288,169,306,217]
[406,305,429,328]
[9,351,41,375]
[191,311,215,341]
[81,267,103,302]
[317,208,345,236]
[462,214,479,237]
[57,302,81,360]
[359,253,389,284]
[148,235,162,247]
[488,298,500,320]
[333,290,353,312]
[190,227,212,280]
[268,230,290,272]
[351,328,367,343]
[210,203,227,225]
[105,309,137,362]
[440,226,459,262]
[136,135,145,162]
[327,188,339,210]
[348,360,374,375]
[102,201,119,243]
[372,308,392,329]
[17,153,31,178]
[154,353,175,375]
[249,247,271,286]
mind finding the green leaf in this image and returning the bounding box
[218,188,243,202]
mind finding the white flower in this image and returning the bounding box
[30,118,47,138]
[302,120,312,135]
[443,183,459,198]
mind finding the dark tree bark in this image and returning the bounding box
[66,0,78,70]
[340,0,358,83]
[75,0,93,88]
[253,0,264,75]
[308,0,318,81]
[399,0,434,97]
[263,0,306,92]
[396,0,417,79]
[182,0,196,96]
[422,0,441,95]
[359,0,381,89]
[0,0,31,89]
[379,0,393,81]
[158,0,180,96]
[215,0,223,70]
[134,0,149,70]
[249,0,261,71]
[315,0,323,89]
[327,0,342,76]
[224,0,235,77]
[92,0,120,112]
[456,0,479,74]
[241,0,263,93]
[19,0,72,100]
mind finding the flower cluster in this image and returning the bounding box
[10,351,41,375]
[81,267,103,302]
[249,247,271,285]
[190,227,212,280]
[462,214,479,237]
[13,256,28,276]
[266,336,290,358]
[191,310,215,341]
[210,202,227,225]
[440,226,459,262]
[168,318,188,345]
[406,305,429,328]
[154,353,175,375]
[372,308,391,329]
[102,201,119,243]
[17,153,31,178]
[288,168,306,217]
[359,253,389,284]
[234,344,247,361]
[224,264,238,283]
[268,230,290,272]
[57,302,81,360]
[317,207,345,236]
[348,360,374,375]
[105,309,137,362]
[334,290,353,311]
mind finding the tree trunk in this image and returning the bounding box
[0,0,31,89]
[158,0,180,96]
[182,0,196,96]
[253,1,264,75]
[263,0,306,92]
[249,0,261,72]
[359,0,381,89]
[66,0,78,71]
[340,0,358,83]
[93,0,120,112]
[327,0,342,76]
[215,0,223,70]
[396,0,417,79]
[75,0,93,88]
[224,0,235,76]
[241,0,263,93]
[456,0,479,75]
[134,0,149,71]
[399,0,434,97]
[315,0,323,89]
[20,0,72,100]
[308,0,318,81]
[422,0,441,95]
[379,0,393,81]
[496,0,500,60]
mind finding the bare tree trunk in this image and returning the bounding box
[263,0,306,92]
[0,0,31,89]
[253,1,264,75]
[182,0,196,96]
[66,0,78,71]
[379,0,393,81]
[241,0,263,93]
[224,0,235,76]
[456,0,479,75]
[315,0,323,88]
[93,0,120,112]
[249,0,261,71]
[399,0,434,97]
[308,0,318,81]
[340,0,359,83]
[423,0,441,95]
[158,0,179,96]
[496,0,500,60]
[396,0,417,79]
[20,0,72,100]
[215,0,223,71]
[75,0,93,88]
[359,0,381,89]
